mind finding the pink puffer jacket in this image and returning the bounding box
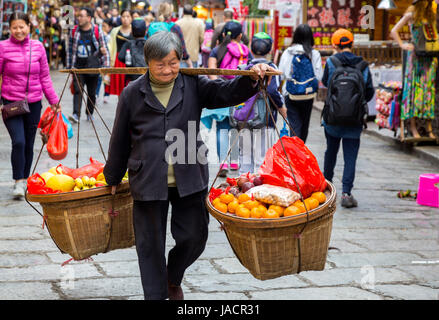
[0,35,58,105]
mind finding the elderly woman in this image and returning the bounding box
[103,31,274,300]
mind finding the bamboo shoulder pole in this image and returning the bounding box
[59,67,283,76]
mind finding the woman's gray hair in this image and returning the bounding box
[143,31,182,64]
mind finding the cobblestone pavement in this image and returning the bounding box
[0,71,438,300]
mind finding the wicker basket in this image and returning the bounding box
[26,182,135,261]
[206,181,336,280]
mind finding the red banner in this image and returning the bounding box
[307,0,369,49]
[274,10,293,51]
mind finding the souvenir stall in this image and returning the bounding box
[28,0,65,69]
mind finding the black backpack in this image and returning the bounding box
[322,56,369,128]
[129,39,147,68]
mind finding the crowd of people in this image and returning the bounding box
[0,0,437,301]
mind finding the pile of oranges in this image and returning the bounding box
[211,191,327,219]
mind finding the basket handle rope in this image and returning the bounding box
[103,187,120,254]
[208,77,312,274]
[24,73,73,255]
[71,71,110,168]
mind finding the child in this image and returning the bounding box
[118,19,147,82]
[236,32,286,175]
[321,28,374,208]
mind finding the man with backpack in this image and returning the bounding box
[321,29,374,208]
[67,7,109,123]
[118,19,147,82]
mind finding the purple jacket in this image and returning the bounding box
[0,35,58,105]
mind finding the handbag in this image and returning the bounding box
[83,38,102,68]
[1,42,32,120]
[414,23,439,57]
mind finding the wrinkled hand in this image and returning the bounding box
[249,63,276,83]
[50,103,61,113]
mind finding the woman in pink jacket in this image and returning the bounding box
[0,12,60,199]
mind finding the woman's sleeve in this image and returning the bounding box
[198,75,259,109]
[313,50,324,81]
[278,51,289,81]
[0,44,4,75]
[38,42,59,105]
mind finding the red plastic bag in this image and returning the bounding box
[38,107,55,135]
[258,136,327,199]
[69,157,104,179]
[46,113,68,160]
[26,173,59,194]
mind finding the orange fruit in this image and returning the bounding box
[284,205,301,217]
[238,193,251,203]
[257,205,268,214]
[250,207,264,218]
[220,193,235,204]
[294,201,306,213]
[227,200,240,214]
[268,205,285,216]
[236,206,251,218]
[311,192,326,204]
[244,200,260,210]
[263,208,280,219]
[214,201,228,213]
[212,197,221,207]
[293,200,304,207]
[304,197,319,211]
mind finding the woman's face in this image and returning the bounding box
[149,50,180,83]
[121,11,132,27]
[10,19,30,42]
[102,22,111,34]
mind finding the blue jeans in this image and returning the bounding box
[323,129,360,195]
[286,97,314,143]
[216,118,238,164]
[2,99,42,180]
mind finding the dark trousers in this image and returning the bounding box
[323,129,360,195]
[286,97,314,143]
[2,99,42,180]
[73,74,98,117]
[133,187,209,300]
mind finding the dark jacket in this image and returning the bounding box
[103,72,259,201]
[322,51,374,102]
[321,51,374,139]
[118,38,146,81]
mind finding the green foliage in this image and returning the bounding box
[242,0,269,17]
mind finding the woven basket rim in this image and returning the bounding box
[25,181,130,203]
[207,180,336,229]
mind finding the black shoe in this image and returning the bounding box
[341,193,358,208]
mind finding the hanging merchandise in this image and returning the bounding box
[276,0,301,27]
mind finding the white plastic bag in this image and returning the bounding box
[246,184,300,207]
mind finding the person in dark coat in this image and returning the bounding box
[103,31,275,300]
